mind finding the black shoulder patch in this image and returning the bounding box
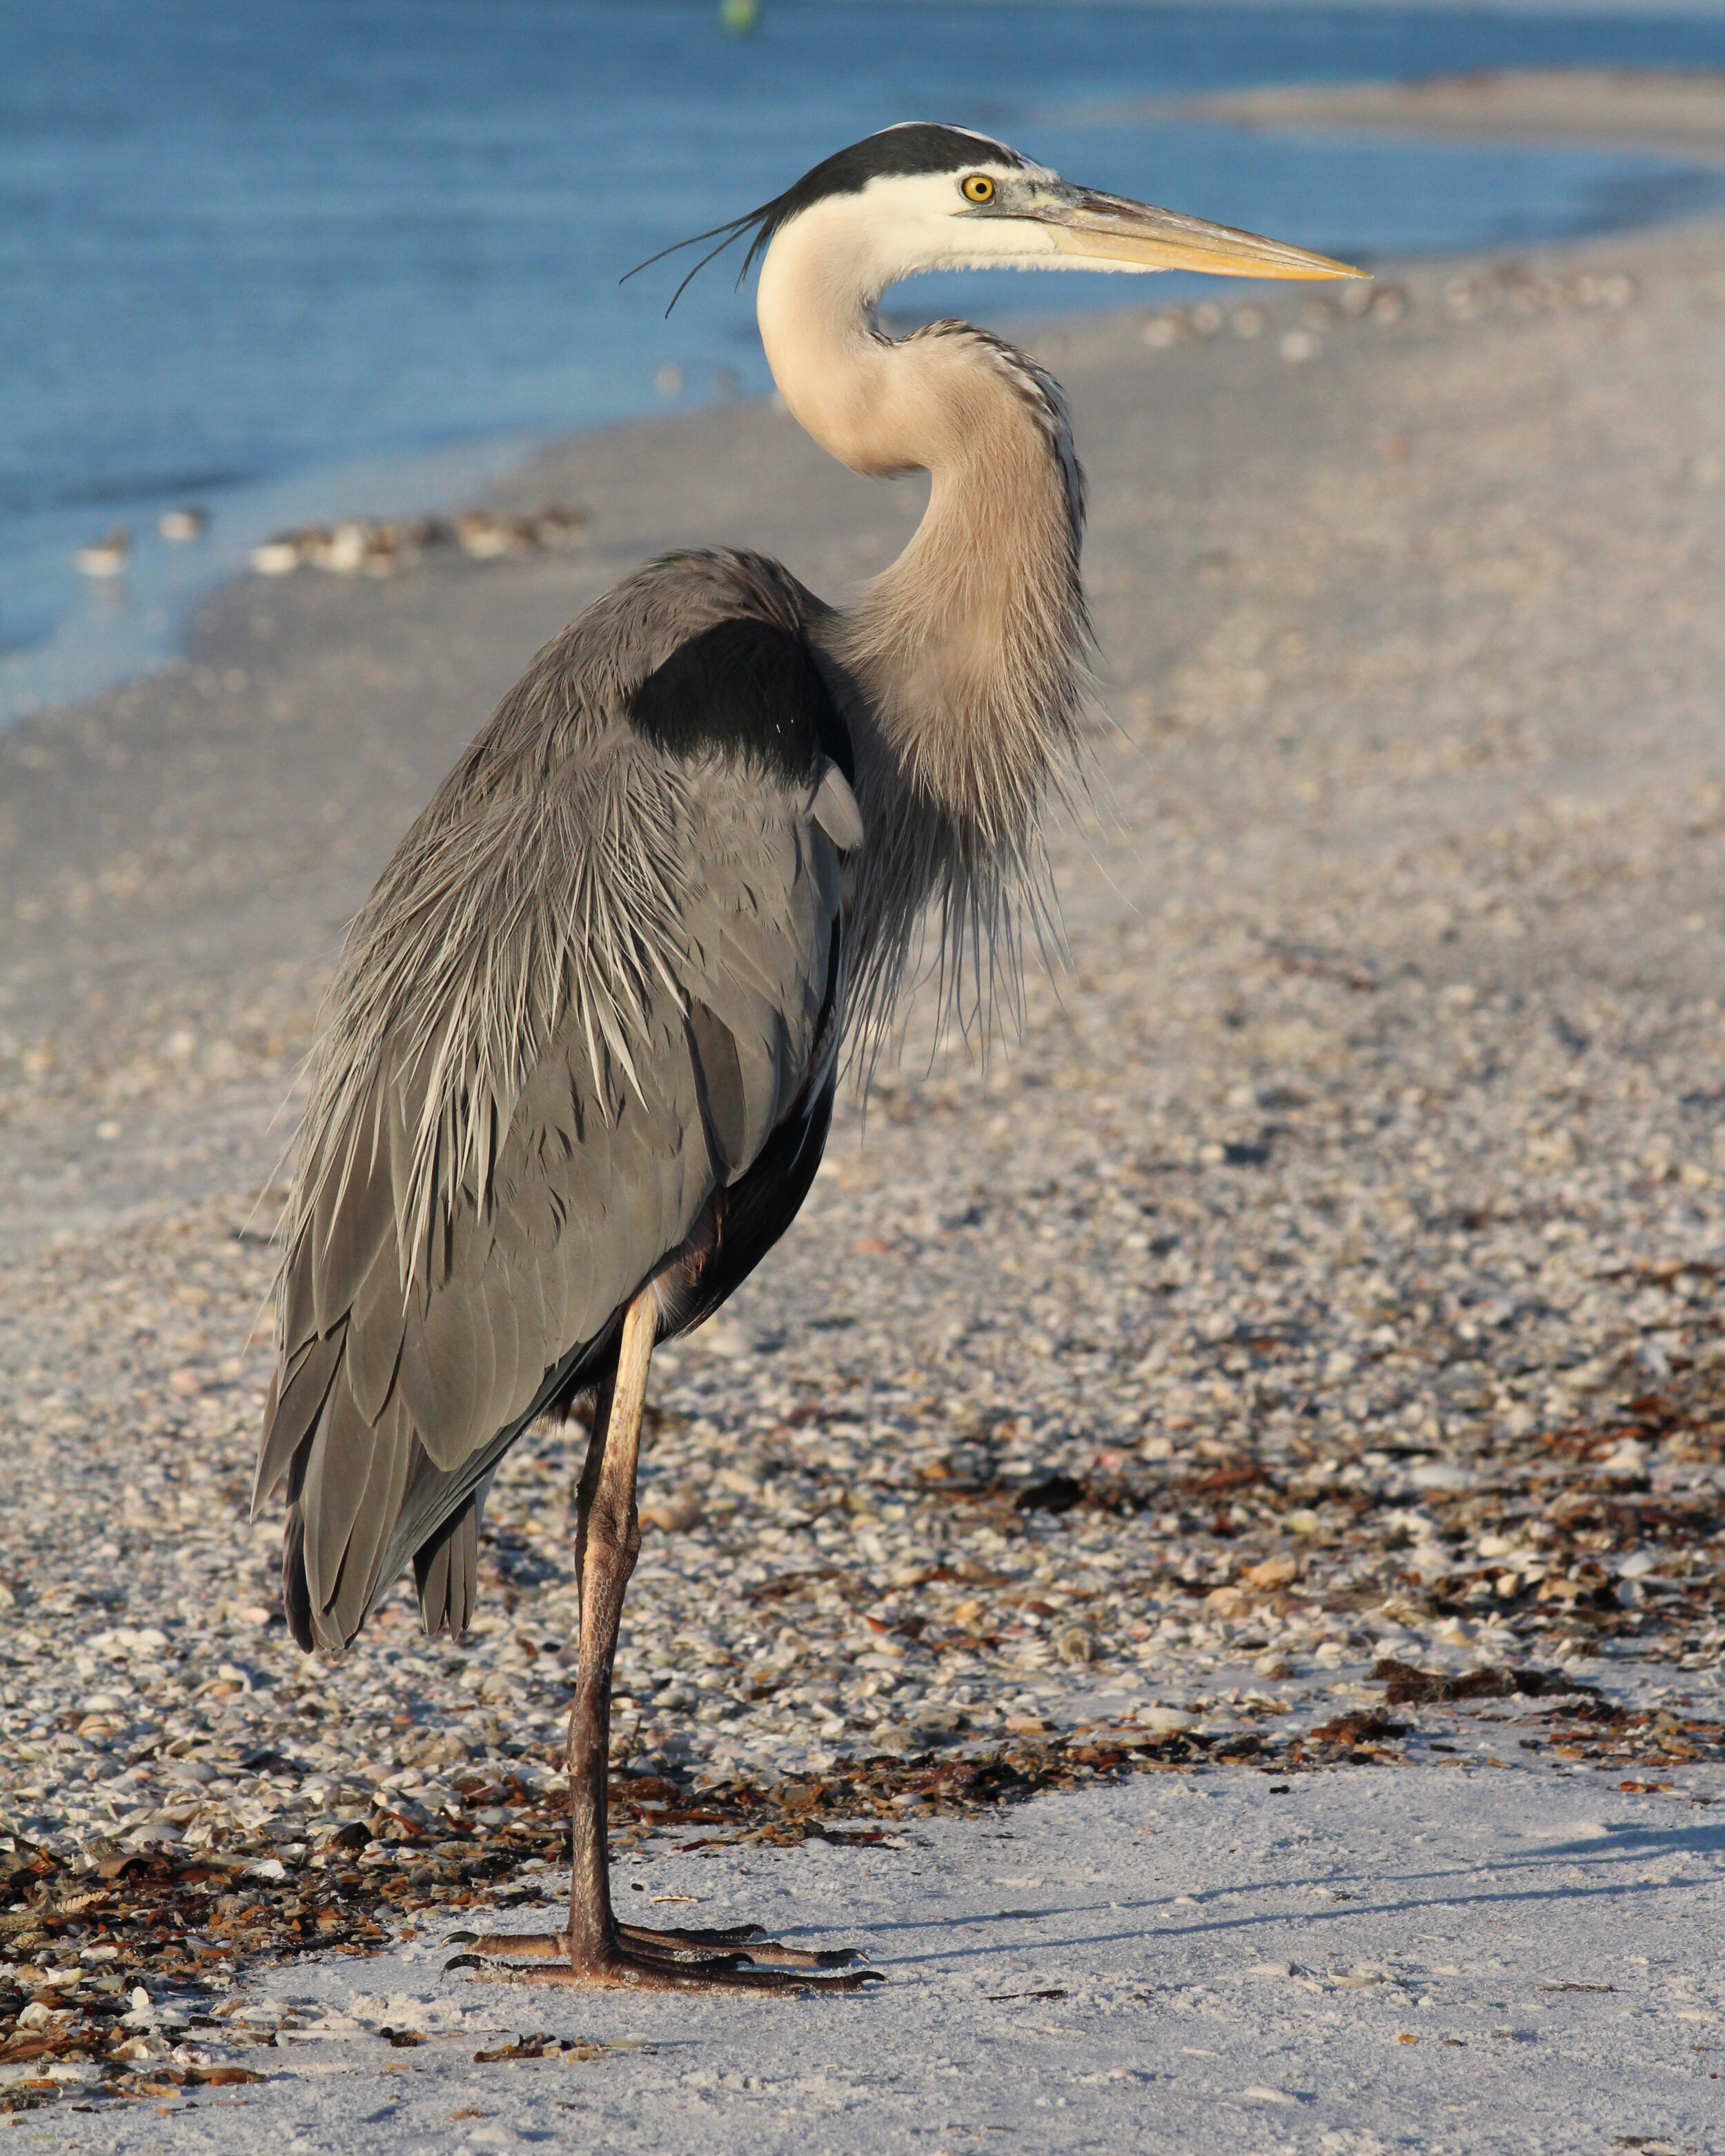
[627,618,853,787]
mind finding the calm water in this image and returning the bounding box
[7,0,1725,721]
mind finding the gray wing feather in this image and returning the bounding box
[687,1000,749,1175]
[262,782,841,1652]
[324,1397,413,1644]
[250,1327,343,1516]
[258,563,849,1653]
[302,1374,387,1614]
[413,1499,478,1641]
[308,1091,395,1334]
[346,1254,404,1426]
[397,1284,477,1474]
[415,1532,453,1639]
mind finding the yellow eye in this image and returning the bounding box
[961,174,994,205]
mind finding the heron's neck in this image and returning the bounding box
[757,247,1087,864]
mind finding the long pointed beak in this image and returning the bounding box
[1038,188,1360,281]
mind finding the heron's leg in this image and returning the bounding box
[446,1378,622,1966]
[563,1287,652,1970]
[446,1288,878,1992]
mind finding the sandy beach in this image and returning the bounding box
[3,77,1725,2147]
[1154,65,1725,163]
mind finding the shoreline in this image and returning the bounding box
[0,431,549,733]
[10,66,1725,735]
[1152,63,1725,162]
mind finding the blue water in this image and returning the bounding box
[7,1,1725,722]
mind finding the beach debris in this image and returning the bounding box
[0,1718,1354,2113]
[454,508,586,559]
[473,2031,647,2063]
[1014,1473,1086,1514]
[1137,255,1630,359]
[1140,284,1412,355]
[1307,1708,1408,1748]
[156,508,209,543]
[248,504,586,580]
[1372,1659,1588,1707]
[73,531,130,577]
[1444,264,1635,320]
[638,1488,704,1534]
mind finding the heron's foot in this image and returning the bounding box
[444,1925,880,1992]
[448,1919,865,1971]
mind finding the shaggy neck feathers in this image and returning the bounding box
[756,195,1089,1047]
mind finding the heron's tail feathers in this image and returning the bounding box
[411,1504,480,1643]
[282,1501,314,1652]
[276,1434,481,1654]
[261,1315,479,1656]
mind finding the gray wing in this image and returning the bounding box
[253,582,858,1653]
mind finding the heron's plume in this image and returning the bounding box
[821,324,1092,1069]
[296,750,686,1300]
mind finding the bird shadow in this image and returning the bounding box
[851,1816,1724,1968]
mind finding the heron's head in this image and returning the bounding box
[642,123,1359,315]
[762,123,1359,293]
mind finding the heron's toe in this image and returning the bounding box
[616,1919,862,1969]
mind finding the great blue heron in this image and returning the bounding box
[252,124,1354,1992]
